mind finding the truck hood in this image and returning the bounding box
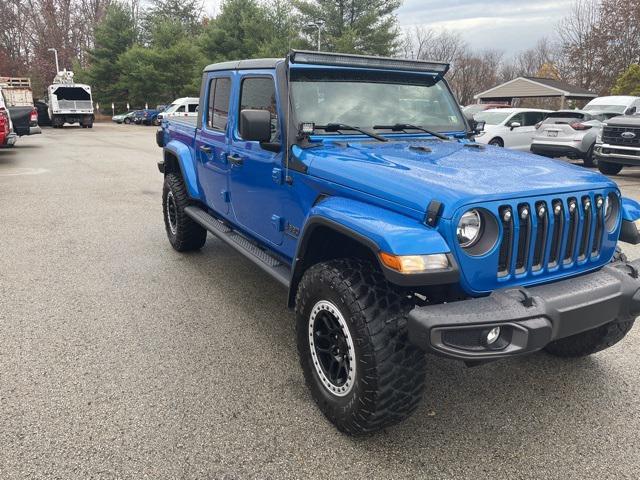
[301,139,616,218]
[604,115,640,127]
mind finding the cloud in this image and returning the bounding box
[397,0,574,55]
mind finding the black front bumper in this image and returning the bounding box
[408,259,640,361]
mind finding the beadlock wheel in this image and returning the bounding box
[308,300,356,397]
[166,190,178,235]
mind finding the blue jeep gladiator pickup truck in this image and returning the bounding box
[157,51,640,435]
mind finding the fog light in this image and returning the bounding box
[486,326,501,345]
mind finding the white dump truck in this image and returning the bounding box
[48,70,94,128]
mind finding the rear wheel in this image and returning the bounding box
[162,173,207,251]
[489,138,504,147]
[295,259,426,435]
[598,161,623,175]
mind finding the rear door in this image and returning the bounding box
[517,111,547,150]
[228,72,285,246]
[195,74,233,214]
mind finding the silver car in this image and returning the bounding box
[530,110,619,167]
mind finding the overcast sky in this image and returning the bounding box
[204,0,574,57]
[397,0,575,56]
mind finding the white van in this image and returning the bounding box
[583,96,640,115]
[157,97,199,121]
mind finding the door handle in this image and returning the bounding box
[199,145,212,154]
[228,154,244,166]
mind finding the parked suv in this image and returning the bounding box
[474,108,550,150]
[530,110,619,167]
[157,51,640,435]
[595,114,640,175]
[584,96,640,116]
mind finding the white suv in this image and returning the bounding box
[474,108,551,151]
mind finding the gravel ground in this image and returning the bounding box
[1,124,640,479]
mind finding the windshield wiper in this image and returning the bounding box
[315,123,389,142]
[372,123,450,140]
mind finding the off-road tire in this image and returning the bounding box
[162,173,207,252]
[295,259,426,435]
[544,319,635,357]
[489,138,504,147]
[598,161,623,175]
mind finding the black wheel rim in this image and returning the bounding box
[166,190,178,235]
[309,300,355,396]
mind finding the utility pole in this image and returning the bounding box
[306,22,325,51]
[47,48,60,74]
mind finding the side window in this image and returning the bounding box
[208,77,231,131]
[188,103,198,113]
[524,112,544,126]
[176,105,185,113]
[239,77,278,142]
[509,113,524,126]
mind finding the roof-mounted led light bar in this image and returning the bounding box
[288,50,450,76]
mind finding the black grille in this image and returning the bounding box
[497,195,605,277]
[602,126,640,147]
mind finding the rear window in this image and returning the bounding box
[544,112,587,123]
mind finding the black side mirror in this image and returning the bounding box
[239,109,271,143]
[469,119,485,135]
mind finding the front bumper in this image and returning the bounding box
[408,259,640,361]
[595,143,640,165]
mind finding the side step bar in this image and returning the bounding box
[184,206,291,288]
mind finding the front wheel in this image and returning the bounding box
[124,118,131,125]
[598,161,623,175]
[162,173,207,251]
[295,259,426,435]
[489,138,504,147]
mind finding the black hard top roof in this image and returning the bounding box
[204,58,282,72]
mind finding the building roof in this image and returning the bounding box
[474,76,597,100]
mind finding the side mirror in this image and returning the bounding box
[509,121,521,130]
[239,109,271,143]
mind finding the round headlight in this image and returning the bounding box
[457,209,482,248]
[604,193,619,232]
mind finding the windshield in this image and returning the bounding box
[290,69,465,133]
[474,111,511,125]
[584,104,627,113]
[163,103,179,114]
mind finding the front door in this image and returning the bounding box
[195,74,233,214]
[228,73,285,246]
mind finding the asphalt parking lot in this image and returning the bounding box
[2,124,640,479]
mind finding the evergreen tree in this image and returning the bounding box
[612,64,640,96]
[200,0,271,62]
[77,3,136,108]
[293,0,402,55]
